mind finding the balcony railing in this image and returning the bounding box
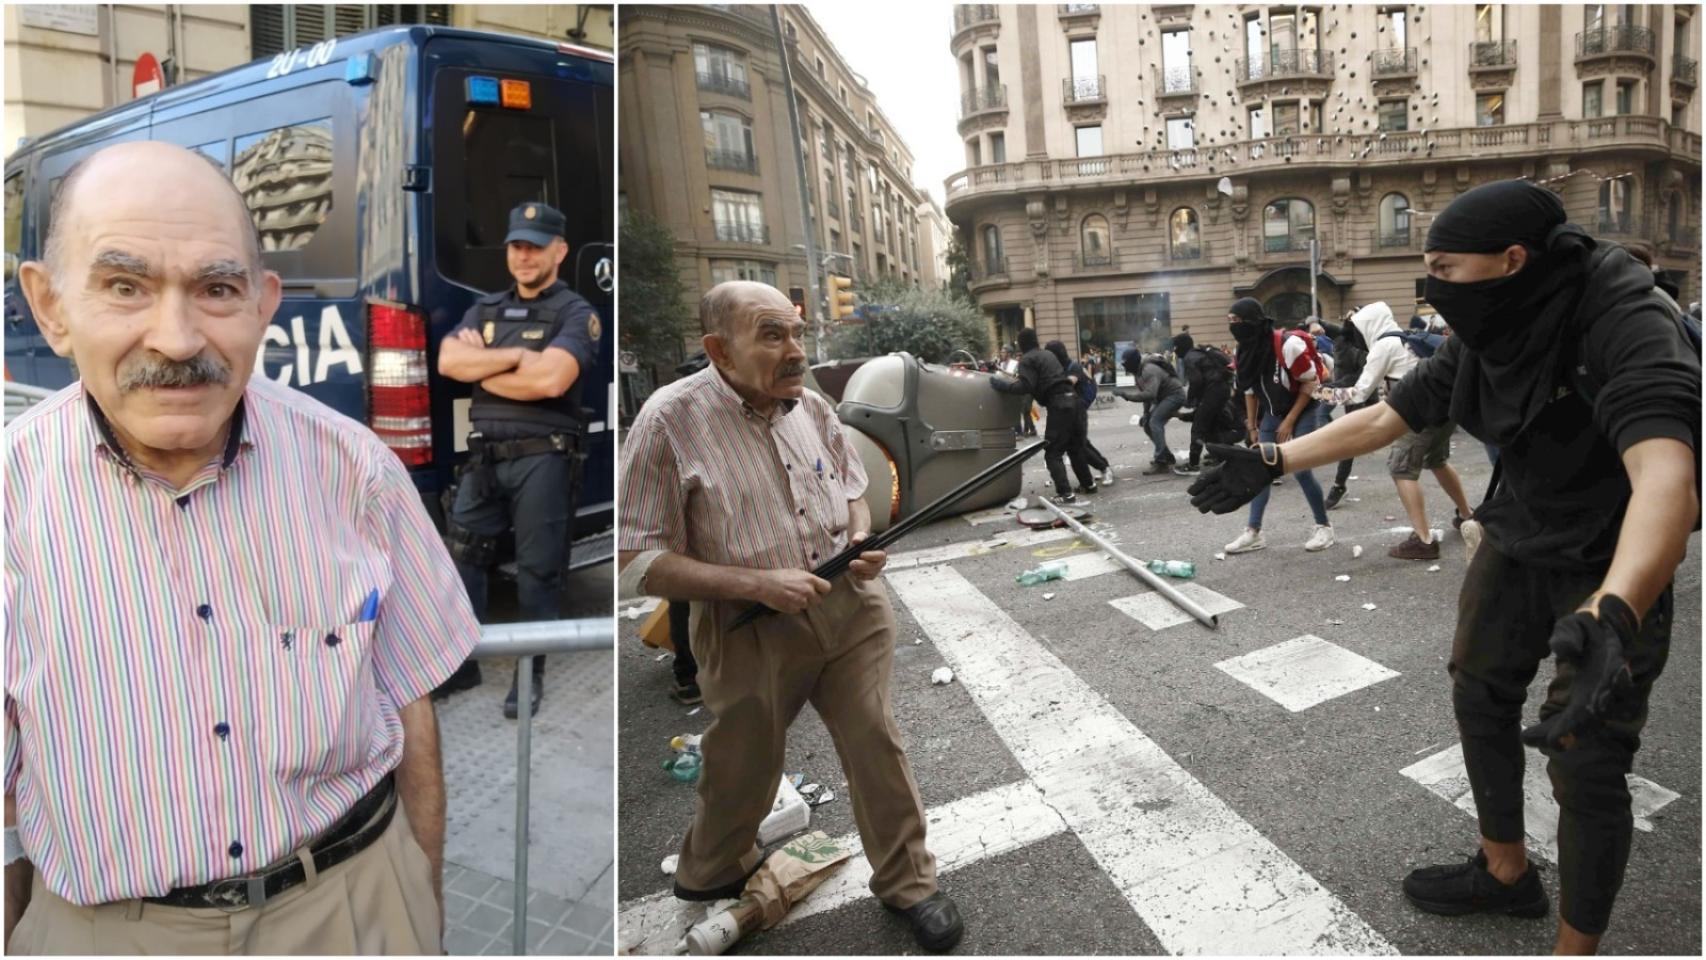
[961,84,1008,118]
[969,255,1008,282]
[1073,249,1117,271]
[1169,240,1202,261]
[697,70,751,99]
[1263,232,1315,253]
[1237,48,1333,83]
[1471,39,1518,68]
[705,149,758,174]
[713,219,769,244]
[1577,24,1656,59]
[1373,47,1418,77]
[1154,64,1197,96]
[953,4,998,34]
[1064,75,1106,104]
[1059,3,1100,14]
[1378,228,1413,248]
[1675,54,1699,87]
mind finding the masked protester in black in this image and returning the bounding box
[1172,333,1238,475]
[1046,340,1112,481]
[992,328,1098,501]
[1187,178,1700,950]
[1318,316,1374,507]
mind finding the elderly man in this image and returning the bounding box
[618,281,963,952]
[4,142,477,954]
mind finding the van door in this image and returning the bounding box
[3,169,34,385]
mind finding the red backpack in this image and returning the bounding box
[1271,328,1329,394]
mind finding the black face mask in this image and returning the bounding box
[1423,268,1540,352]
[1229,321,1260,345]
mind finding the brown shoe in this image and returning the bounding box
[1389,532,1441,560]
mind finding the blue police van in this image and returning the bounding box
[2,26,614,536]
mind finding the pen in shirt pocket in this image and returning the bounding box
[815,457,823,476]
[358,588,380,623]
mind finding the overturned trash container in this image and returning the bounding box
[837,353,1026,533]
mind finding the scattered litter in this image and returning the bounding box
[1214,551,1227,560]
[759,777,812,844]
[1009,497,1028,510]
[1349,475,1360,481]
[1384,515,1397,521]
[687,706,702,716]
[1043,592,1057,600]
[671,733,702,753]
[1326,618,1345,625]
[661,854,679,875]
[786,772,804,788]
[811,789,837,807]
[931,667,955,685]
[913,637,923,645]
[1349,497,1362,502]
[654,652,670,661]
[1427,564,1441,572]
[1016,559,1069,585]
[1129,415,1144,426]
[1352,545,1365,558]
[800,783,820,796]
[1374,706,1382,712]
[1334,574,1351,582]
[1362,603,1378,611]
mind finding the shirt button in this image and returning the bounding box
[798,508,806,516]
[213,722,230,739]
[811,552,819,561]
[196,604,213,621]
[325,632,342,648]
[228,841,244,858]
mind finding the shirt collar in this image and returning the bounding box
[705,365,799,423]
[84,389,253,483]
[514,279,568,302]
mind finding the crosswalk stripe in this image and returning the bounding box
[1215,635,1401,712]
[1109,582,1246,631]
[885,527,1077,571]
[889,565,1396,956]
[615,781,1068,954]
[1400,744,1681,863]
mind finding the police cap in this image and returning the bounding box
[505,202,567,247]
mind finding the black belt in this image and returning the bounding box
[468,432,579,464]
[145,774,396,910]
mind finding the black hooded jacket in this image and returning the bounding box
[992,347,1074,404]
[1387,244,1701,569]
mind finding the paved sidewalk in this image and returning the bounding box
[439,649,613,956]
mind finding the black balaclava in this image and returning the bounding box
[1172,333,1195,355]
[1422,179,1571,354]
[1121,348,1143,376]
[1018,327,1039,354]
[1227,297,1286,413]
[1044,340,1071,370]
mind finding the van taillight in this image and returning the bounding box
[367,301,432,467]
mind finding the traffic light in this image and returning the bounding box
[788,286,807,318]
[827,274,856,321]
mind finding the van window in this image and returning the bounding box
[459,111,557,248]
[5,174,23,260]
[193,139,230,172]
[232,118,334,252]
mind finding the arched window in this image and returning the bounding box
[1263,198,1315,253]
[1169,207,1201,259]
[1081,214,1111,266]
[1378,193,1412,246]
[981,224,1005,275]
[1599,176,1633,233]
[1668,191,1684,244]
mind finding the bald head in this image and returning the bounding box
[699,280,808,413]
[45,141,262,291]
[700,280,793,338]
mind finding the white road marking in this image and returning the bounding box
[885,527,1077,571]
[1060,554,1124,581]
[1400,744,1682,863]
[960,505,1019,526]
[615,780,1068,954]
[890,566,1395,955]
[1109,583,1247,631]
[1215,635,1401,712]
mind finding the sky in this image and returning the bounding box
[805,2,965,207]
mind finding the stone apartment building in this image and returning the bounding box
[618,3,936,330]
[944,3,1702,357]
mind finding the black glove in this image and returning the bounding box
[1520,595,1639,751]
[1187,442,1284,514]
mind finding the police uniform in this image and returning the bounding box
[444,202,601,717]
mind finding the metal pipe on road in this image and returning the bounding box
[1037,496,1221,629]
[467,617,613,954]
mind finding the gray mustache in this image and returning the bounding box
[776,362,808,379]
[118,353,231,392]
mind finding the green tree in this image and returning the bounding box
[943,232,974,305]
[618,213,694,382]
[826,276,989,363]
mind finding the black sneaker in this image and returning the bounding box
[671,680,703,706]
[1403,850,1549,919]
[1325,485,1347,510]
[1059,492,1079,504]
[503,674,544,719]
[1172,463,1201,477]
[1452,510,1471,531]
[1078,482,1099,495]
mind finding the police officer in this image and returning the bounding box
[437,202,601,718]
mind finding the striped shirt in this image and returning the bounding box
[619,367,867,571]
[4,377,479,906]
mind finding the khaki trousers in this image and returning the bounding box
[11,797,440,955]
[677,573,937,908]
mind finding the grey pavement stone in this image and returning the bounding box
[527,890,573,926]
[442,927,494,957]
[563,901,609,941]
[461,902,512,937]
[540,929,591,956]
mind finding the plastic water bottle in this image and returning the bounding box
[1015,559,1069,586]
[1147,559,1197,579]
[663,751,702,782]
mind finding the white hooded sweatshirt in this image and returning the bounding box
[1340,301,1417,405]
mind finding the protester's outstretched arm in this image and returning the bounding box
[1187,401,1412,515]
[1279,401,1414,472]
[1593,438,1698,619]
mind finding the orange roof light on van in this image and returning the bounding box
[499,78,531,109]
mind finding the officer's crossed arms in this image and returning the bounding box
[438,233,581,399]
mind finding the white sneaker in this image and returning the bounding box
[1224,528,1266,554]
[1100,468,1116,485]
[1304,524,1336,552]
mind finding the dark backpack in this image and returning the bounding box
[1144,354,1178,380]
[1379,329,1447,360]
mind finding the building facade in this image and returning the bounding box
[3,4,612,157]
[945,3,1702,356]
[619,3,937,337]
[918,195,954,289]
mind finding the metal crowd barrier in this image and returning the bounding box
[4,381,56,426]
[468,618,613,955]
